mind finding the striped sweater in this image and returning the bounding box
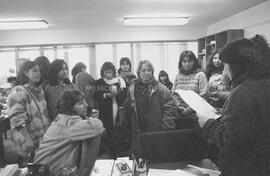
[173,71,208,96]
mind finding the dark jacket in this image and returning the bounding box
[93,78,127,131]
[124,79,177,141]
[203,79,270,176]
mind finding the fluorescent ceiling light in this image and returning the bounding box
[123,17,189,26]
[0,20,48,30]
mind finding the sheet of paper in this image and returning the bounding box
[90,159,133,176]
[91,159,114,176]
[174,89,220,119]
[148,169,197,176]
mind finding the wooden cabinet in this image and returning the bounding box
[197,29,244,70]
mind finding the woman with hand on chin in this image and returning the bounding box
[197,35,270,176]
[34,90,104,176]
[8,60,50,163]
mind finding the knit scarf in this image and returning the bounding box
[103,77,126,126]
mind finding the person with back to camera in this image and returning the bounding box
[8,60,50,163]
[197,35,270,176]
[75,71,96,116]
[158,70,173,91]
[34,90,104,176]
[71,62,87,84]
[45,59,77,121]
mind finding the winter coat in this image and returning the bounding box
[203,78,270,176]
[34,114,104,175]
[124,79,177,141]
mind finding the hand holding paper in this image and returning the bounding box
[174,89,220,127]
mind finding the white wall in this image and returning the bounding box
[207,0,270,41]
[0,26,205,46]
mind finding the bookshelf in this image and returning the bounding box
[197,29,244,70]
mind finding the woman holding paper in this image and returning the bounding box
[197,35,270,176]
[172,50,208,125]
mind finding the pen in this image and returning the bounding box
[186,164,221,175]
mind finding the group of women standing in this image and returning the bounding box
[6,34,270,176]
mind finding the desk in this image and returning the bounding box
[0,116,10,166]
[148,159,218,170]
[91,159,219,176]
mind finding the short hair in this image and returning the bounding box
[71,62,86,83]
[100,62,116,78]
[47,59,71,86]
[57,90,85,115]
[34,56,50,85]
[178,50,200,73]
[16,60,39,86]
[136,60,154,79]
[219,35,270,80]
[118,57,132,74]
[205,49,224,80]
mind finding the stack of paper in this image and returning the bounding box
[90,159,133,176]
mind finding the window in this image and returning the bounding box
[43,48,55,62]
[95,44,113,78]
[19,49,40,60]
[0,41,197,82]
[0,51,16,88]
[167,43,188,82]
[116,43,131,71]
[140,43,165,78]
[68,47,90,78]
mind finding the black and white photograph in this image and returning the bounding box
[0,0,270,175]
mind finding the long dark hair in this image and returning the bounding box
[57,90,85,115]
[178,50,200,75]
[34,56,50,85]
[118,57,132,74]
[16,60,40,86]
[47,59,71,86]
[220,35,270,82]
[205,50,224,80]
[158,70,171,83]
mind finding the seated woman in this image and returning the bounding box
[124,60,177,141]
[8,60,50,163]
[197,35,270,176]
[34,90,104,176]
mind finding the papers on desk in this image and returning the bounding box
[174,89,220,119]
[148,169,197,176]
[91,159,133,176]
